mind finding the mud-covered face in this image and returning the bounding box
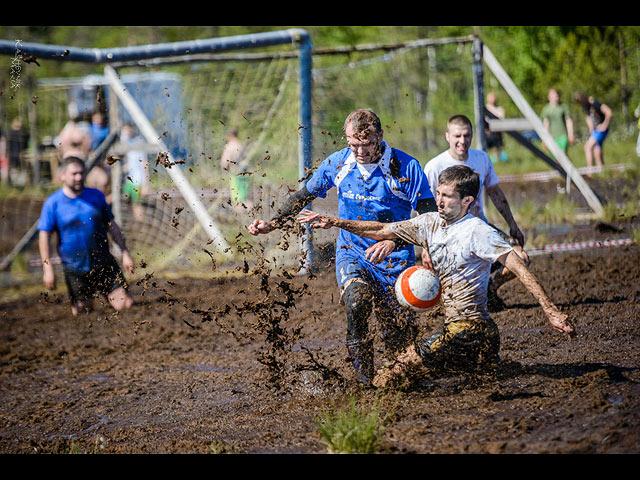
[345,124,384,164]
[436,182,473,225]
[445,123,472,160]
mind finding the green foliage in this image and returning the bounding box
[540,193,578,224]
[316,393,395,454]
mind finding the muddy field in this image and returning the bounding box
[1,169,639,454]
[1,238,639,454]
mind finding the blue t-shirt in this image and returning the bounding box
[90,124,109,151]
[38,187,114,272]
[305,141,433,278]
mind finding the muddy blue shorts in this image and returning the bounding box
[336,251,416,352]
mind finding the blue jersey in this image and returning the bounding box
[38,187,114,272]
[306,141,433,280]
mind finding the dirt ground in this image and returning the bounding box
[1,170,639,454]
[1,238,639,454]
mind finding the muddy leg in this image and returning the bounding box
[343,281,375,385]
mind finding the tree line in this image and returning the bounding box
[2,26,639,128]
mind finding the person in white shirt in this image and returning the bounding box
[297,165,575,388]
[424,114,527,311]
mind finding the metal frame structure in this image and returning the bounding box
[0,30,605,274]
[0,29,315,268]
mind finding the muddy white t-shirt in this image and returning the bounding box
[389,212,513,322]
[423,149,499,222]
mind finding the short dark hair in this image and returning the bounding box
[447,114,473,130]
[343,109,382,136]
[438,165,479,200]
[61,156,86,171]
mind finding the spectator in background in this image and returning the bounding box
[6,117,30,185]
[56,116,110,202]
[484,92,508,163]
[120,123,150,221]
[541,88,574,154]
[56,116,90,160]
[574,92,613,175]
[221,129,252,209]
[89,112,109,153]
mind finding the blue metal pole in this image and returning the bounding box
[0,29,309,63]
[295,30,315,271]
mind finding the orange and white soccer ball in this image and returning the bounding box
[395,266,441,312]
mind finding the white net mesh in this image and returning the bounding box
[1,38,478,285]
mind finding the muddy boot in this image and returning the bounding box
[372,344,423,389]
[343,282,375,385]
[346,340,374,386]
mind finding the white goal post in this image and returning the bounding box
[104,65,230,252]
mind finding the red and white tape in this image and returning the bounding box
[528,238,633,256]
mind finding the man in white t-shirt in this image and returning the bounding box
[424,114,527,310]
[297,165,575,387]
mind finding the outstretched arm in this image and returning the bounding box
[486,184,525,247]
[248,185,317,235]
[297,209,397,241]
[501,250,575,336]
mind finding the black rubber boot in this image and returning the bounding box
[346,339,375,386]
[343,282,374,385]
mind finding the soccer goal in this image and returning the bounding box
[0,30,314,279]
[0,30,604,283]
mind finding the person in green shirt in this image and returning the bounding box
[541,88,574,153]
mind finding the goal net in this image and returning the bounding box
[1,34,496,286]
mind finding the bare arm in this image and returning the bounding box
[598,103,613,131]
[585,115,594,133]
[486,184,525,247]
[108,221,134,275]
[501,250,575,336]
[297,209,397,241]
[566,117,575,144]
[38,230,56,290]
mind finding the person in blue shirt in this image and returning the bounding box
[38,156,135,316]
[248,109,436,386]
[89,112,109,153]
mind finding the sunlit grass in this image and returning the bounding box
[316,393,396,454]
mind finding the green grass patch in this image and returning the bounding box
[316,393,396,454]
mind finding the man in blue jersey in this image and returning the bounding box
[38,156,135,316]
[248,109,436,386]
